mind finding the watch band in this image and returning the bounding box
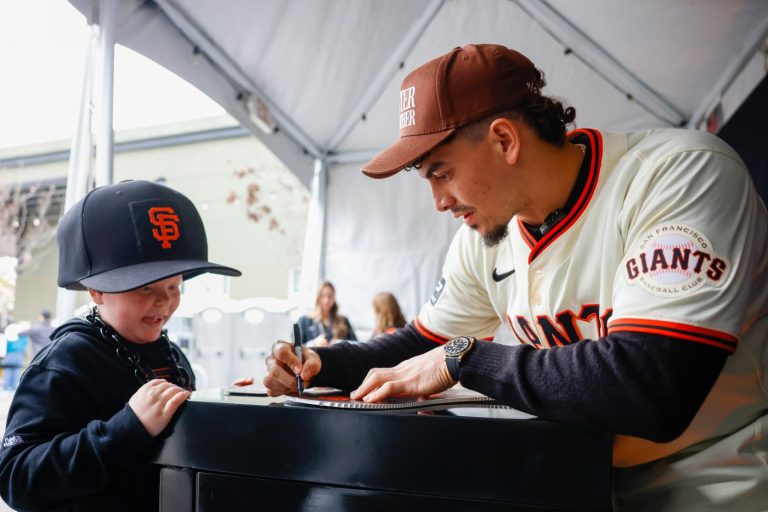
[446,355,461,381]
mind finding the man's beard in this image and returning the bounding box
[481,223,509,247]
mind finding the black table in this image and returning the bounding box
[152,391,613,511]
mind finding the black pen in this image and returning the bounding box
[293,322,304,397]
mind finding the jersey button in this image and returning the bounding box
[531,295,542,306]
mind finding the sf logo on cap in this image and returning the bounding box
[148,207,180,249]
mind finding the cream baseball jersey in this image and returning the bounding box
[416,128,768,471]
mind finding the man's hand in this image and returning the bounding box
[263,340,321,396]
[128,379,190,437]
[350,345,456,402]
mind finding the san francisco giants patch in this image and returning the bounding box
[623,224,729,297]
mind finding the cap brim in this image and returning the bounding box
[72,259,242,293]
[362,129,456,179]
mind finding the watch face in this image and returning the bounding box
[444,336,472,357]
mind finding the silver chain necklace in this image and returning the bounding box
[86,306,192,390]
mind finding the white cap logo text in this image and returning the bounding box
[399,86,416,130]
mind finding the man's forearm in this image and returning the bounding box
[460,331,727,442]
[312,323,436,389]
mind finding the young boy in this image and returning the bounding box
[0,180,240,511]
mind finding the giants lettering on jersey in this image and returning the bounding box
[510,305,614,349]
[623,224,729,297]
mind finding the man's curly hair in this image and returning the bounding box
[459,69,576,146]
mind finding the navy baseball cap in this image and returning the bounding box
[57,180,241,293]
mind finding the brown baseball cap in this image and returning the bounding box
[362,44,539,179]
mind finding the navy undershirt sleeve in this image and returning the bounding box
[460,331,727,442]
[311,323,435,389]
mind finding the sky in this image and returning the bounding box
[0,0,225,151]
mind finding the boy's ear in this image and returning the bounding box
[88,289,104,305]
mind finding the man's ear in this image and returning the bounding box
[88,289,104,305]
[488,118,520,165]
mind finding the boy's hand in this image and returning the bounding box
[231,377,254,387]
[128,379,190,437]
[263,341,321,396]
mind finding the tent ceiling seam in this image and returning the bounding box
[325,0,446,153]
[514,0,686,127]
[153,0,323,158]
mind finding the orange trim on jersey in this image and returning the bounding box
[517,219,537,249]
[608,317,738,353]
[519,129,603,264]
[414,317,451,344]
[414,318,494,344]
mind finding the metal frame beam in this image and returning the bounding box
[154,0,323,159]
[325,0,445,152]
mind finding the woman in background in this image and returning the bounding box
[298,281,356,347]
[371,292,407,338]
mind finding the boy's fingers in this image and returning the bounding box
[158,384,185,403]
[164,390,190,415]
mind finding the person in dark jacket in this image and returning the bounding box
[297,281,357,346]
[0,180,240,511]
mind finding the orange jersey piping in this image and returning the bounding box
[608,317,738,353]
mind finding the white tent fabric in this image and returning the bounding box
[67,0,768,331]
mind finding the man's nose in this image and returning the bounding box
[432,186,455,212]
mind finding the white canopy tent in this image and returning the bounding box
[64,0,768,331]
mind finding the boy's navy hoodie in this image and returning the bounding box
[0,318,194,511]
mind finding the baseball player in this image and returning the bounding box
[263,44,767,510]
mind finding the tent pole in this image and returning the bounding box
[153,0,322,159]
[298,158,328,311]
[94,0,117,187]
[56,23,100,323]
